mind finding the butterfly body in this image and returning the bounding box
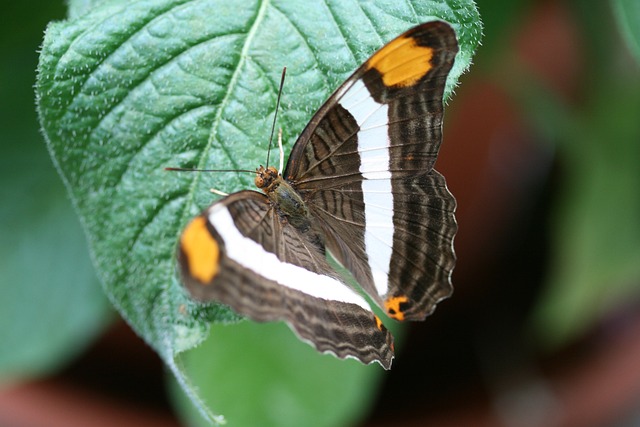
[255,166,313,233]
[177,21,459,368]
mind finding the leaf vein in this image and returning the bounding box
[64,0,193,115]
[176,0,271,234]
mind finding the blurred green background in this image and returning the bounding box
[0,1,112,379]
[1,0,640,426]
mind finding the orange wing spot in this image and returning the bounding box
[180,216,220,284]
[385,296,409,321]
[375,315,384,331]
[367,35,433,88]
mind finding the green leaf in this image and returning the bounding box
[612,0,640,65]
[170,321,385,427]
[36,0,481,423]
[0,0,111,380]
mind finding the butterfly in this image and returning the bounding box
[176,21,458,369]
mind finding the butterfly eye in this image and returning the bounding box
[255,175,265,188]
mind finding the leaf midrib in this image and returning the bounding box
[176,0,271,243]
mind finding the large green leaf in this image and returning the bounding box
[36,0,481,424]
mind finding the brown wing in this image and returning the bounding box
[283,21,459,321]
[311,171,456,321]
[178,190,394,368]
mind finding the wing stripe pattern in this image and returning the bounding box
[339,78,394,297]
[288,22,458,321]
[208,204,370,309]
[179,192,394,368]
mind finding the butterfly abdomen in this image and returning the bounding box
[269,179,312,232]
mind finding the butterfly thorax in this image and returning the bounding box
[255,165,311,232]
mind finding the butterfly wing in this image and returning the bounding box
[178,190,394,368]
[284,21,458,321]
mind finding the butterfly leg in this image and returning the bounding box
[209,188,229,197]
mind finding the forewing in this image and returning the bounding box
[285,21,457,186]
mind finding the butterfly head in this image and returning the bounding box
[255,165,280,193]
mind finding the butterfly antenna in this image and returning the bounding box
[164,167,257,174]
[266,66,287,170]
